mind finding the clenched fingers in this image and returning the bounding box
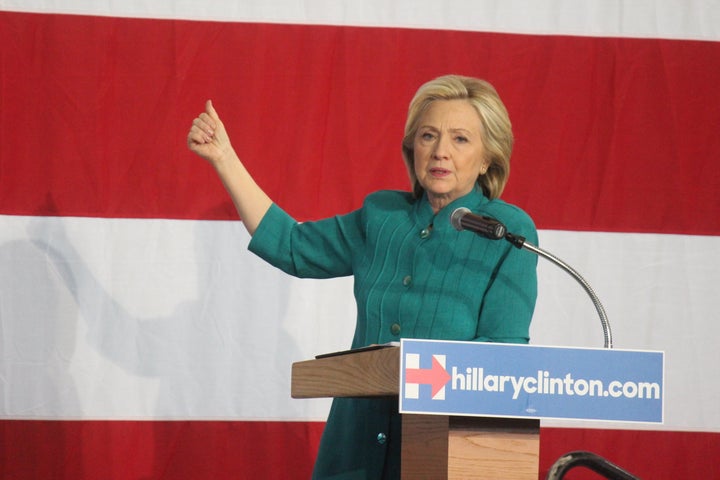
[188,116,215,144]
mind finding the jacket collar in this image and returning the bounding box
[414,184,488,232]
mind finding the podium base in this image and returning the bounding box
[402,415,539,480]
[291,346,540,479]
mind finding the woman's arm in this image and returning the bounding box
[474,211,539,344]
[187,100,271,235]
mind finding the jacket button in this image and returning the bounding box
[376,432,387,444]
[420,228,431,239]
[390,323,401,335]
[402,275,412,286]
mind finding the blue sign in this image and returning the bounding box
[399,339,664,423]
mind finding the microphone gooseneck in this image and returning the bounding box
[450,207,613,348]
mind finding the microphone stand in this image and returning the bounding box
[505,232,613,349]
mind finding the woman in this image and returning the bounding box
[188,74,538,479]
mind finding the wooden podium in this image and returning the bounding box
[291,345,539,479]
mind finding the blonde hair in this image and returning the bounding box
[401,75,513,200]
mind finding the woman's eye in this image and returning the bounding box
[420,132,435,141]
[455,136,468,143]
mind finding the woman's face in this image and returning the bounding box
[413,99,488,210]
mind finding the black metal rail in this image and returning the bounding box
[546,451,641,480]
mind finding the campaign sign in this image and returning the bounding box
[399,339,664,423]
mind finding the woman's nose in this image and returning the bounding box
[432,135,450,159]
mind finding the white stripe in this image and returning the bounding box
[531,229,720,432]
[0,215,348,421]
[1,215,719,432]
[2,0,720,41]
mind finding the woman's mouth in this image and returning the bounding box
[429,167,451,177]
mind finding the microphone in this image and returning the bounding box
[450,207,507,240]
[451,208,614,348]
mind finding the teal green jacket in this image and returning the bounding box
[249,186,538,479]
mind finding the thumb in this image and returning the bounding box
[205,99,220,121]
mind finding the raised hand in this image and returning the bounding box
[186,100,272,234]
[187,100,234,167]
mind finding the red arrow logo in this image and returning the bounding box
[405,356,451,398]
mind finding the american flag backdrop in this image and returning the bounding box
[1,1,719,478]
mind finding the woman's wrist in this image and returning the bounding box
[211,147,240,172]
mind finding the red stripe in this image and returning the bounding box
[1,420,718,478]
[539,427,720,479]
[1,11,719,234]
[0,420,324,479]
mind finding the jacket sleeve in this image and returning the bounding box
[473,209,538,344]
[247,203,364,279]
